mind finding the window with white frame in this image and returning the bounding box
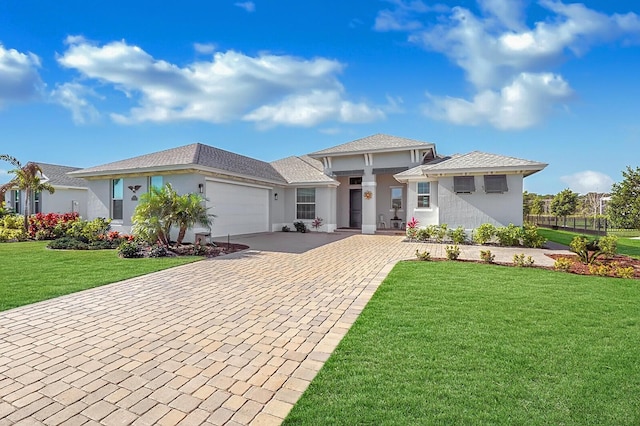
[484,175,508,193]
[12,190,20,213]
[296,188,316,219]
[453,176,475,193]
[391,187,403,210]
[149,175,163,190]
[112,179,124,220]
[417,182,431,208]
[34,191,41,214]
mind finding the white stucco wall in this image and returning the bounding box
[282,186,336,232]
[436,174,524,228]
[406,180,439,227]
[41,188,88,217]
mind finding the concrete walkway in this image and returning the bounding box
[0,235,570,425]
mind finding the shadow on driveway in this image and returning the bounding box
[222,231,353,254]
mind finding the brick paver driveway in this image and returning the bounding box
[0,234,569,425]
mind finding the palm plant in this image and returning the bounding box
[132,184,177,246]
[0,155,55,232]
[174,192,214,245]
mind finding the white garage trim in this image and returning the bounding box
[206,180,270,237]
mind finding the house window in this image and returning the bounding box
[417,182,430,208]
[484,175,508,193]
[454,176,475,193]
[349,177,362,185]
[112,179,124,220]
[391,187,403,210]
[149,175,163,190]
[296,188,316,220]
[12,190,20,213]
[34,191,41,214]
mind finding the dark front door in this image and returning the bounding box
[350,189,362,228]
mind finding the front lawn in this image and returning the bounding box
[0,241,200,311]
[285,261,640,425]
[539,228,640,259]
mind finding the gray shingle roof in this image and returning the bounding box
[270,156,335,184]
[395,151,547,178]
[69,143,287,184]
[37,163,87,188]
[308,134,433,156]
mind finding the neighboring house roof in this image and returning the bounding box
[308,133,434,157]
[69,143,287,185]
[395,151,547,179]
[37,163,87,188]
[270,156,336,185]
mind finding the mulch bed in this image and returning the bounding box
[172,242,249,257]
[546,253,640,279]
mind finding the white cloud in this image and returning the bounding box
[0,44,44,106]
[194,43,216,54]
[374,1,448,32]
[376,1,640,129]
[235,1,255,13]
[57,38,383,127]
[425,72,573,129]
[560,170,614,194]
[50,82,101,124]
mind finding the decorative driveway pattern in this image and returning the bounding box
[0,235,570,425]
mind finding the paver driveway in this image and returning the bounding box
[0,235,569,425]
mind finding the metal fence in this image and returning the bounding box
[526,215,609,236]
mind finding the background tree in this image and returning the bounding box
[0,155,55,231]
[530,196,545,215]
[608,166,640,230]
[550,188,578,219]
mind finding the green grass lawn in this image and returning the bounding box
[0,241,200,311]
[539,228,640,259]
[285,261,640,425]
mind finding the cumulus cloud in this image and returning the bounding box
[0,44,44,106]
[376,0,640,129]
[560,170,615,194]
[235,1,255,13]
[56,37,383,127]
[374,1,448,32]
[425,72,573,130]
[50,82,101,124]
[194,43,216,54]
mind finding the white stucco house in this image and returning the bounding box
[2,163,88,217]
[66,134,546,241]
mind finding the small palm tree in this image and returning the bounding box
[174,193,214,245]
[0,155,55,232]
[132,184,178,246]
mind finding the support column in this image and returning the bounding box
[361,174,377,234]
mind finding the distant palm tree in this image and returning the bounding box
[0,155,55,232]
[174,192,214,245]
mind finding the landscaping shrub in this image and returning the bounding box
[118,241,144,258]
[405,217,419,240]
[293,221,308,233]
[513,253,535,267]
[282,225,291,232]
[588,263,610,277]
[473,223,496,245]
[615,265,634,279]
[480,249,495,263]
[0,215,27,242]
[415,227,431,242]
[554,257,574,272]
[448,226,467,244]
[496,224,521,246]
[311,217,323,231]
[148,244,171,258]
[28,212,79,240]
[88,240,117,250]
[47,237,89,250]
[67,217,111,242]
[598,235,618,259]
[445,245,460,260]
[521,223,546,248]
[415,249,431,261]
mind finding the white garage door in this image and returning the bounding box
[206,181,270,237]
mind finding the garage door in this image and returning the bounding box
[206,181,270,237]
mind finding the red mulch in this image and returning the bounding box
[546,253,640,279]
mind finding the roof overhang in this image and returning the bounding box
[308,144,436,159]
[394,164,548,183]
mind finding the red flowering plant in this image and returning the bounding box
[28,212,79,240]
[406,217,419,241]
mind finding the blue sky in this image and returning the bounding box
[1,0,639,194]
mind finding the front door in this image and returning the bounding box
[350,189,362,228]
